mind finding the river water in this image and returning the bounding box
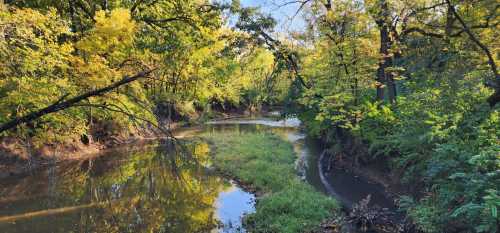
[0,116,396,233]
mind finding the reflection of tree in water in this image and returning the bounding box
[0,140,226,233]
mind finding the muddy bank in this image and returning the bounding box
[313,128,424,233]
[323,153,407,203]
[320,128,417,201]
[0,109,279,180]
[0,132,163,179]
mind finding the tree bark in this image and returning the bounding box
[375,0,395,103]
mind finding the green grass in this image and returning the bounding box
[203,132,340,233]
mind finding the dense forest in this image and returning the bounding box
[0,0,498,233]
[0,0,296,155]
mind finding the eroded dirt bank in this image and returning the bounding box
[313,128,422,233]
[0,109,270,179]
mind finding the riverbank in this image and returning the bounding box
[203,131,342,233]
[311,128,421,233]
[0,109,259,179]
[322,130,411,198]
[0,124,168,178]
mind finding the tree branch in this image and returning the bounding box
[0,69,157,133]
[446,0,500,106]
[73,103,174,139]
[401,27,445,38]
[258,30,310,89]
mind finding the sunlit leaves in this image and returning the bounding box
[291,1,499,232]
[77,8,136,63]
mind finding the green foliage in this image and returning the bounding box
[203,132,340,233]
[0,1,285,147]
[284,0,500,232]
[0,7,84,141]
[1,0,498,231]
[353,74,499,232]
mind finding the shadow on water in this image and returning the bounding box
[0,139,254,233]
[197,116,402,233]
[202,116,398,211]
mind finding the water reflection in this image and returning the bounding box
[0,116,398,233]
[215,184,255,233]
[0,140,254,233]
[202,117,397,211]
[206,117,301,128]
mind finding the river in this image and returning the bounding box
[0,116,396,233]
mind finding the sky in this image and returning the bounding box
[239,0,307,32]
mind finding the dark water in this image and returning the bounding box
[0,141,254,233]
[0,116,396,233]
[203,117,397,211]
[203,117,400,232]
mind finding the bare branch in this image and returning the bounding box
[74,103,174,139]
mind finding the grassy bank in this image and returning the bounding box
[203,132,340,233]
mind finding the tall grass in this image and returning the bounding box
[203,132,340,233]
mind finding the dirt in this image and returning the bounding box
[322,129,416,203]
[0,109,269,180]
[315,131,423,233]
[333,157,409,201]
[0,123,169,178]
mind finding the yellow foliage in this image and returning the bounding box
[77,8,136,62]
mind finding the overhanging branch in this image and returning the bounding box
[0,68,157,133]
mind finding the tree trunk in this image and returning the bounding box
[375,0,395,103]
